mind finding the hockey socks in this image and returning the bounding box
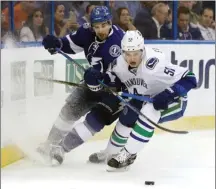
[107,117,155,171]
[124,116,155,154]
[47,115,76,143]
[106,121,132,155]
[61,120,94,152]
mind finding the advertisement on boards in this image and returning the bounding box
[34,60,54,96]
[10,61,26,101]
[1,44,215,117]
[10,61,27,115]
[65,59,89,93]
[170,50,215,89]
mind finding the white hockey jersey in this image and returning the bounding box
[108,47,189,97]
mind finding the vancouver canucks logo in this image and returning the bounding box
[146,57,159,70]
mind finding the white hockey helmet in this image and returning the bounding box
[121,30,144,52]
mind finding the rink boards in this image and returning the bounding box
[1,43,215,167]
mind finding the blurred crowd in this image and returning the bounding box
[1,1,215,43]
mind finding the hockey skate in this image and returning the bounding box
[36,141,65,166]
[88,149,117,164]
[106,148,137,172]
[36,141,53,165]
[89,150,108,163]
[49,144,65,166]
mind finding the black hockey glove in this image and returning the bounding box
[84,67,104,92]
[42,35,62,55]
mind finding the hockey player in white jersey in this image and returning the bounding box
[86,30,197,171]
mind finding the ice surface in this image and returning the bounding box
[2,130,215,189]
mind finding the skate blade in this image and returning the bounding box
[51,158,61,167]
[35,148,53,166]
[106,165,130,172]
[87,159,106,164]
[35,150,61,167]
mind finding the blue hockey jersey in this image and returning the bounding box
[60,23,124,73]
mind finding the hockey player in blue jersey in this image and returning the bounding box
[37,6,125,165]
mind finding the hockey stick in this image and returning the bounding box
[57,48,86,72]
[56,48,188,134]
[36,77,152,102]
[35,77,118,93]
[36,77,89,89]
[118,92,153,103]
[97,80,188,134]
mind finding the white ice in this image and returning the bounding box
[2,129,215,189]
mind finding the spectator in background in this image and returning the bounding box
[115,7,136,31]
[202,1,215,15]
[19,8,49,42]
[78,4,96,25]
[1,12,8,40]
[197,7,215,40]
[54,4,79,37]
[151,3,169,38]
[110,1,141,20]
[68,1,90,19]
[191,1,203,15]
[108,1,140,26]
[179,1,200,27]
[161,8,173,39]
[134,1,158,39]
[2,1,37,31]
[211,21,216,30]
[177,7,203,40]
[108,0,119,25]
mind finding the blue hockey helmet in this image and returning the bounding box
[90,6,112,24]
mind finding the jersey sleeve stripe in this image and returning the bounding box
[66,35,84,53]
[181,70,189,78]
[113,25,119,30]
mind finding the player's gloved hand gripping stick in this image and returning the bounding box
[56,48,188,134]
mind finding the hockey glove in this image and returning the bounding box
[153,86,180,111]
[153,73,197,111]
[84,67,104,92]
[42,35,62,55]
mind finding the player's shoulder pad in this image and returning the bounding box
[145,47,166,70]
[70,23,90,37]
[107,26,123,58]
[112,25,125,38]
[75,23,91,34]
[112,25,123,32]
[82,23,91,29]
